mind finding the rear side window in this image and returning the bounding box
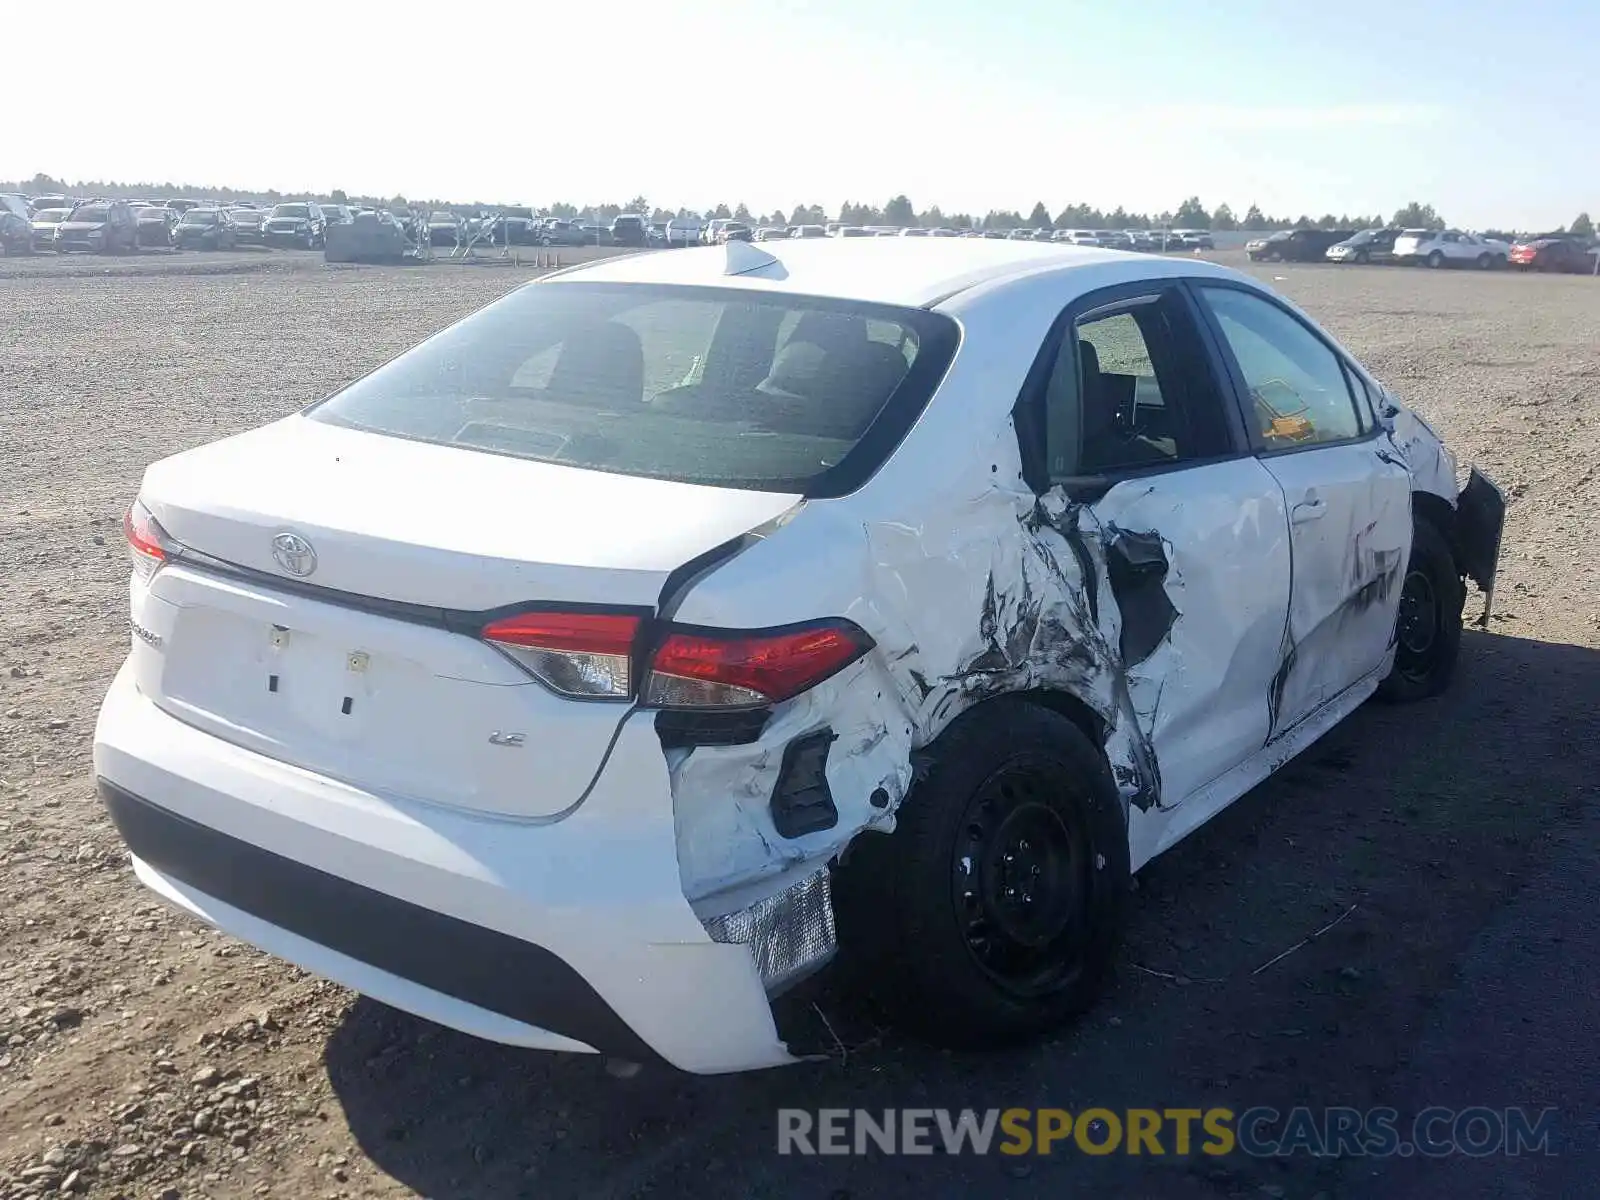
[309,282,958,496]
[1040,290,1232,480]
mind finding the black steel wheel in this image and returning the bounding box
[1379,519,1464,702]
[835,699,1129,1048]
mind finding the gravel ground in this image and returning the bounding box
[1,253,1598,1200]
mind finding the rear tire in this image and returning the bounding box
[834,699,1129,1048]
[1476,252,1491,269]
[1377,519,1464,703]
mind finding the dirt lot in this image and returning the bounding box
[2,252,1598,1200]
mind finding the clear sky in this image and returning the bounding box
[8,0,1595,229]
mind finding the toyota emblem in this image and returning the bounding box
[271,532,317,577]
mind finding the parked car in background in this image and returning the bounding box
[664,217,703,247]
[229,208,268,245]
[610,214,648,247]
[135,206,178,248]
[166,199,202,214]
[29,194,72,212]
[29,207,71,251]
[837,226,871,237]
[539,219,586,247]
[173,208,238,251]
[790,224,827,239]
[1170,229,1215,250]
[423,211,461,246]
[1246,228,1354,262]
[56,200,140,254]
[1508,235,1596,273]
[0,203,31,255]
[754,226,790,242]
[320,204,353,226]
[717,221,752,243]
[1326,228,1401,265]
[497,206,541,244]
[263,202,326,249]
[1391,229,1508,269]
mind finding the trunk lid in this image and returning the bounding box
[134,417,798,817]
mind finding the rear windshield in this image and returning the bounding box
[71,206,109,221]
[183,211,218,224]
[272,204,310,218]
[308,282,959,495]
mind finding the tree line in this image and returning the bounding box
[2,174,1591,238]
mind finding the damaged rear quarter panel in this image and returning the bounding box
[661,261,1302,905]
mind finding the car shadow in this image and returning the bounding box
[323,628,1600,1200]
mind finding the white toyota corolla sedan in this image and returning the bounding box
[96,238,1504,1073]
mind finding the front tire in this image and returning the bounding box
[1377,519,1464,703]
[834,700,1129,1048]
[1427,250,1445,268]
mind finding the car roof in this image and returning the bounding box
[547,237,1245,308]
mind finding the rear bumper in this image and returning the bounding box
[93,664,793,1073]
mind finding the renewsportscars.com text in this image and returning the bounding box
[777,1107,1558,1158]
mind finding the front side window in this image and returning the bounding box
[1042,291,1230,480]
[309,282,957,495]
[1199,286,1363,450]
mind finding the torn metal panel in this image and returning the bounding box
[1455,468,1506,598]
[667,424,1300,902]
[1104,527,1176,666]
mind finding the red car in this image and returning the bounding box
[1509,237,1597,273]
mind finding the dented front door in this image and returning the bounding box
[1259,443,1411,733]
[1192,283,1411,736]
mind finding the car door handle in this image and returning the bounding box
[1291,499,1327,524]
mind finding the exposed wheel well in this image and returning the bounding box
[1011,688,1108,749]
[904,689,1111,805]
[1411,490,1460,566]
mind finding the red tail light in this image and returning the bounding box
[481,611,641,699]
[482,612,873,707]
[124,500,173,582]
[644,621,872,708]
